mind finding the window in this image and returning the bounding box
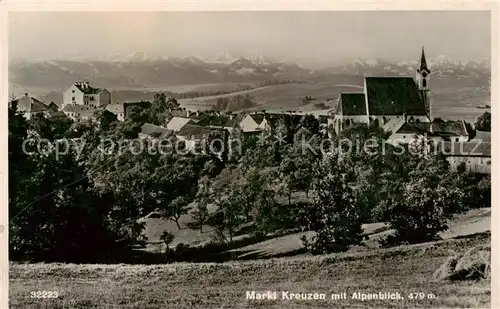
[72,97,75,101]
[72,90,75,93]
[90,96,95,101]
[422,78,427,88]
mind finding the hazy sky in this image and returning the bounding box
[9,11,491,65]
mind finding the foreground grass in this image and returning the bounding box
[10,232,490,309]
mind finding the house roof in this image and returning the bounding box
[17,96,50,113]
[63,104,90,113]
[382,118,406,135]
[62,104,100,117]
[472,131,491,143]
[430,121,468,136]
[74,83,102,95]
[196,114,241,128]
[166,117,193,131]
[169,109,204,120]
[336,93,366,116]
[365,77,427,116]
[176,124,226,139]
[105,104,124,115]
[439,142,491,157]
[395,122,431,134]
[140,123,173,139]
[249,114,265,124]
[122,101,151,105]
[45,110,67,119]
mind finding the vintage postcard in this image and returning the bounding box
[1,2,497,309]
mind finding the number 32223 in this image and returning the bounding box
[30,291,59,299]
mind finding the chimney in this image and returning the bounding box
[196,111,200,117]
[24,93,28,98]
[230,113,235,120]
[403,113,407,122]
[186,110,191,118]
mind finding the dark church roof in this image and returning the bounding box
[336,93,366,115]
[365,77,427,116]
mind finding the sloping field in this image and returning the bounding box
[10,232,490,309]
[176,78,489,123]
[178,82,363,111]
[230,207,490,259]
[142,207,490,258]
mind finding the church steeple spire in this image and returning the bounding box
[418,46,430,73]
[415,46,431,121]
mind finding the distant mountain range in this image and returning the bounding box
[9,52,490,94]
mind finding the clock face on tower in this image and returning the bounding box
[422,72,428,78]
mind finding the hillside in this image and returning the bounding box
[10,231,490,309]
[9,55,489,93]
[141,203,490,259]
[9,56,490,122]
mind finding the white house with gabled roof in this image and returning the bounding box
[62,81,111,109]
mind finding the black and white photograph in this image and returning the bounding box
[5,6,495,309]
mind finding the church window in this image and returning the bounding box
[422,78,427,88]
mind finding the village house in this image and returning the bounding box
[105,101,152,121]
[332,47,432,135]
[175,124,228,156]
[239,113,271,133]
[166,117,197,132]
[13,93,51,120]
[194,113,242,133]
[43,110,68,121]
[385,118,469,145]
[471,131,491,143]
[138,123,174,146]
[62,81,111,109]
[62,104,101,123]
[438,141,491,174]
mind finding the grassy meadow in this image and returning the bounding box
[10,207,491,309]
[10,232,490,309]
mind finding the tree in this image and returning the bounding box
[160,231,175,251]
[208,183,245,242]
[191,177,212,233]
[474,111,491,132]
[300,155,365,254]
[167,196,192,230]
[302,114,320,135]
[376,158,464,245]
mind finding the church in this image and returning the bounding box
[332,47,432,134]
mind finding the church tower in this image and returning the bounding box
[416,46,431,120]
